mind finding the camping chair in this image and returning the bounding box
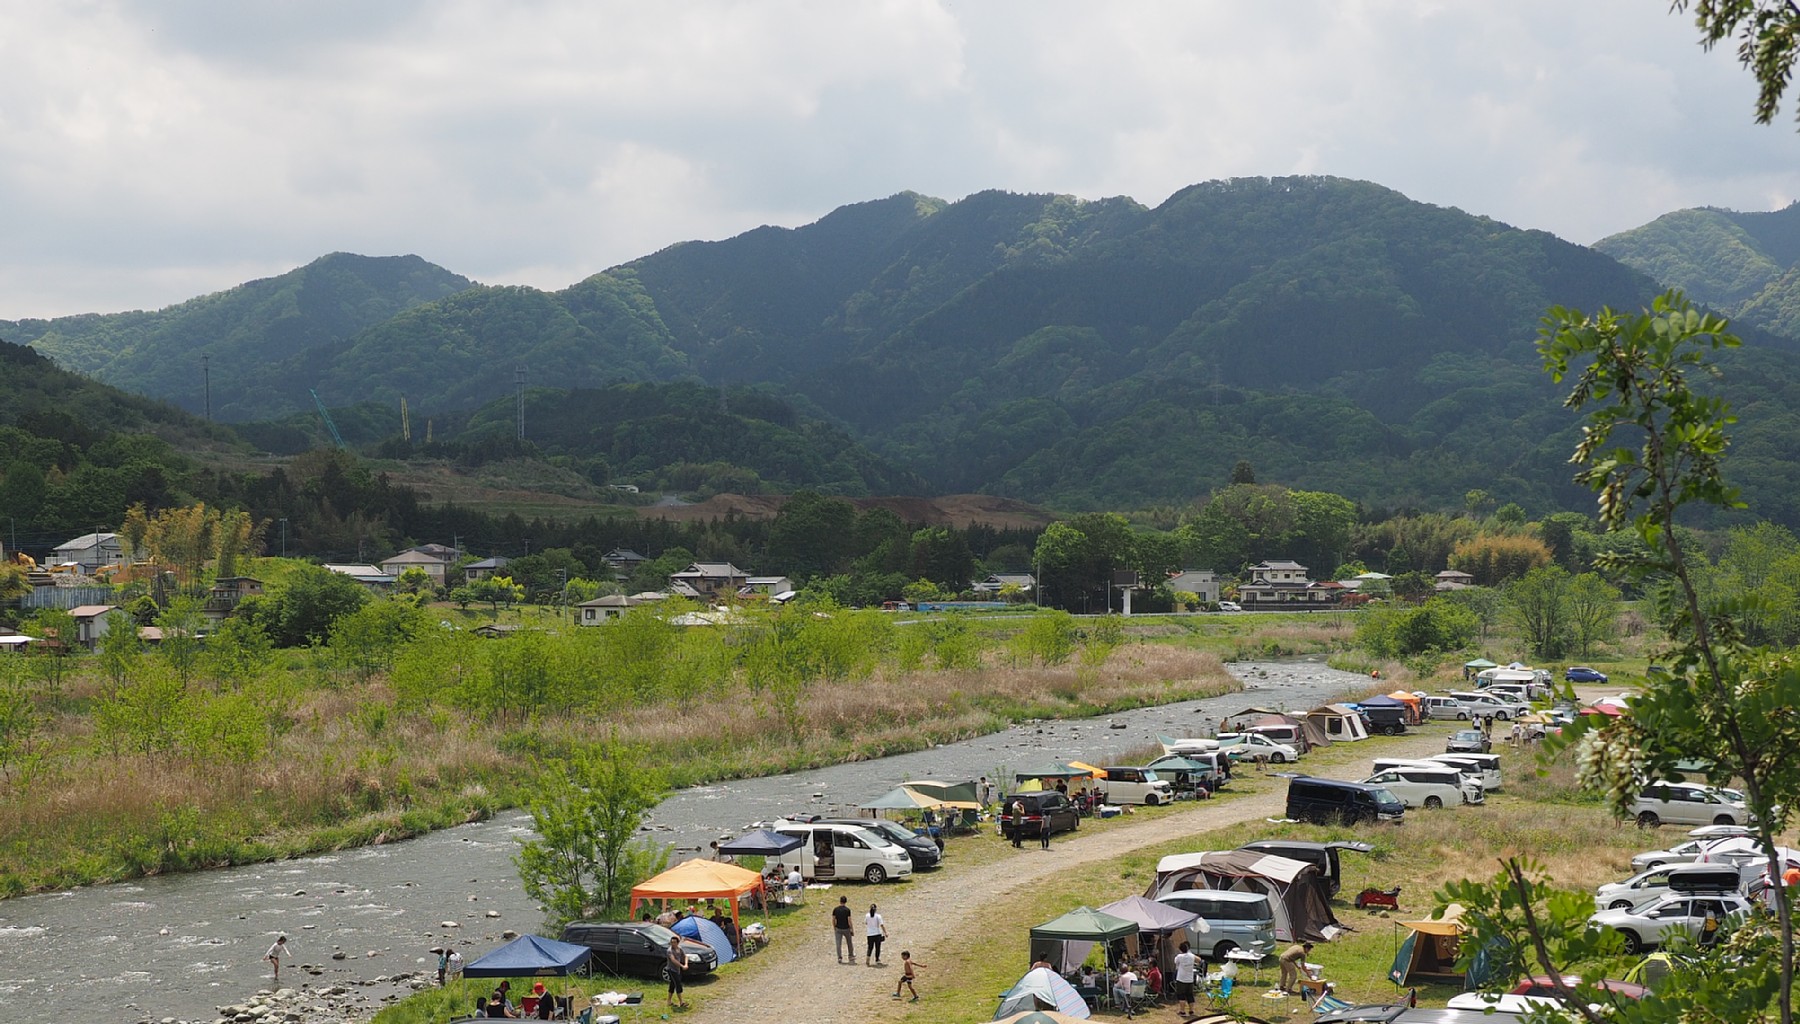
[1312,991,1354,1016]
[1118,980,1156,1017]
[1205,973,1235,1009]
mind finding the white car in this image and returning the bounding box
[1217,601,1244,612]
[1632,781,1755,828]
[1588,892,1750,953]
[1630,825,1756,871]
[1594,863,1744,911]
[1362,764,1482,809]
[1427,753,1503,791]
[1423,696,1477,721]
[1098,767,1175,806]
[1449,691,1531,721]
[1217,732,1299,764]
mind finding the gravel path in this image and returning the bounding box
[698,730,1454,1024]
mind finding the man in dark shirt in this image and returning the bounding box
[832,895,856,963]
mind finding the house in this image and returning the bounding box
[203,576,265,621]
[0,635,34,654]
[738,576,795,601]
[668,562,750,599]
[68,605,120,650]
[602,548,650,580]
[1236,560,1344,608]
[379,548,454,585]
[577,594,640,625]
[51,533,125,574]
[1164,570,1220,604]
[463,556,512,583]
[1434,569,1476,591]
[322,564,396,591]
[472,623,526,638]
[972,572,1037,596]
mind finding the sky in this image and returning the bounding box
[3,0,1798,320]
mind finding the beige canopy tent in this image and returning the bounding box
[1306,704,1369,742]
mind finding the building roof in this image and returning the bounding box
[1249,560,1308,571]
[1436,569,1475,580]
[381,550,449,566]
[671,562,749,578]
[410,543,460,560]
[465,556,511,570]
[578,594,637,608]
[54,532,120,552]
[323,564,396,584]
[744,576,790,586]
[603,548,649,563]
[68,605,119,618]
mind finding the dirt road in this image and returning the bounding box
[698,730,1456,1024]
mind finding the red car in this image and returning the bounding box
[1510,975,1648,1001]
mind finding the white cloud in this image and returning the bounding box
[0,0,1796,319]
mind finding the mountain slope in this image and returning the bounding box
[1596,202,1800,338]
[5,253,472,419]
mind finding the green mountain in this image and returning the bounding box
[4,253,472,419]
[1595,202,1800,339]
[34,176,1800,521]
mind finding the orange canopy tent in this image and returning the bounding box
[629,859,767,929]
[1386,691,1422,724]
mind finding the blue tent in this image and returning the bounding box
[463,934,592,978]
[671,915,737,964]
[718,829,803,857]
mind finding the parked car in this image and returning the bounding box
[1362,705,1409,736]
[1216,731,1300,764]
[1217,600,1244,612]
[1285,776,1406,825]
[1423,696,1476,721]
[1588,892,1751,953]
[1149,751,1231,792]
[815,817,941,871]
[1631,781,1756,828]
[1565,666,1610,683]
[998,791,1080,841]
[1446,729,1491,754]
[1595,862,1745,910]
[1362,764,1483,809]
[560,921,718,979]
[767,820,915,883]
[1630,825,1757,871]
[1449,691,1530,721]
[1428,753,1503,791]
[1246,723,1315,753]
[1098,766,1175,806]
[1371,757,1488,799]
[1154,889,1278,960]
[1508,975,1647,1001]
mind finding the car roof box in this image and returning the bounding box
[1667,863,1744,892]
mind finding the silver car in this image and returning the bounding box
[1588,892,1750,953]
[1631,781,1755,828]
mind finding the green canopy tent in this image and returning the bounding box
[1028,906,1140,974]
[860,786,949,811]
[903,779,981,805]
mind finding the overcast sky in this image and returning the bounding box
[3,1,1796,320]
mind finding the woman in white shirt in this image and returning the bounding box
[865,904,887,965]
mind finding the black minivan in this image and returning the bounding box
[1285,776,1406,825]
[999,792,1080,840]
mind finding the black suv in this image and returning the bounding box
[560,921,718,979]
[999,792,1080,840]
[1362,705,1408,736]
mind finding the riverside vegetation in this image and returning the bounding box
[0,599,1358,896]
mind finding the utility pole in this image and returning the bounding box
[202,354,211,421]
[279,518,288,559]
[515,365,526,441]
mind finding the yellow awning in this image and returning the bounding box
[1066,761,1108,779]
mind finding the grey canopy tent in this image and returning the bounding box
[717,829,803,857]
[1145,850,1343,942]
[1097,894,1201,974]
[1028,906,1140,973]
[462,934,592,978]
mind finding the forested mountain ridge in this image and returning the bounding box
[27,175,1800,520]
[5,253,472,419]
[1596,202,1800,339]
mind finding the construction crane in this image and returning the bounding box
[310,389,347,449]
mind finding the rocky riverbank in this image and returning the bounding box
[133,971,435,1024]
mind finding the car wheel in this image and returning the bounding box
[1496,711,1511,721]
[1609,899,1634,910]
[1424,796,1444,810]
[1715,815,1737,826]
[1145,793,1160,807]
[1636,811,1661,829]
[1619,930,1644,955]
[1213,941,1239,960]
[1458,712,1469,721]
[1271,753,1288,764]
[864,864,887,884]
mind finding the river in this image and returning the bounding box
[0,658,1370,1023]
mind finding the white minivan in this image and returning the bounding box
[1428,753,1503,791]
[770,821,915,884]
[1363,763,1483,809]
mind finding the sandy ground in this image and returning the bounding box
[694,730,1457,1024]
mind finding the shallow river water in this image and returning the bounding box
[0,658,1370,1023]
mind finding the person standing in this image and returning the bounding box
[892,950,926,1001]
[447,948,463,980]
[436,948,449,986]
[1039,812,1052,850]
[1278,941,1313,994]
[979,776,993,808]
[665,937,688,1009]
[1172,940,1199,1016]
[865,903,887,965]
[833,895,857,963]
[264,935,292,984]
[1010,799,1026,848]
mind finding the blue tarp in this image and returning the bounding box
[671,915,737,964]
[463,934,592,978]
[717,829,804,856]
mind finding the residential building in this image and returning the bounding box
[1434,569,1476,591]
[68,605,121,650]
[972,572,1037,596]
[51,533,125,574]
[602,548,650,581]
[322,564,396,591]
[463,556,512,583]
[204,576,265,621]
[669,562,750,599]
[379,548,453,585]
[1164,570,1220,604]
[1237,560,1344,608]
[577,594,640,625]
[738,576,796,600]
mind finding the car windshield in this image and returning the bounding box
[1373,789,1404,811]
[1454,731,1481,741]
[1141,769,1161,783]
[641,924,678,944]
[854,829,894,848]
[864,821,914,843]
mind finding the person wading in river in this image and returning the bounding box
[265,935,292,984]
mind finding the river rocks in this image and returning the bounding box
[485,909,500,917]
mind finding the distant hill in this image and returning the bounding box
[32,176,1800,522]
[5,253,472,419]
[1596,203,1800,339]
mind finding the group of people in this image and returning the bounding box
[472,980,567,1019]
[826,897,925,1000]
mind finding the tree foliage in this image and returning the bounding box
[515,744,670,924]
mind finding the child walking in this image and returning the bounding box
[892,950,926,1002]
